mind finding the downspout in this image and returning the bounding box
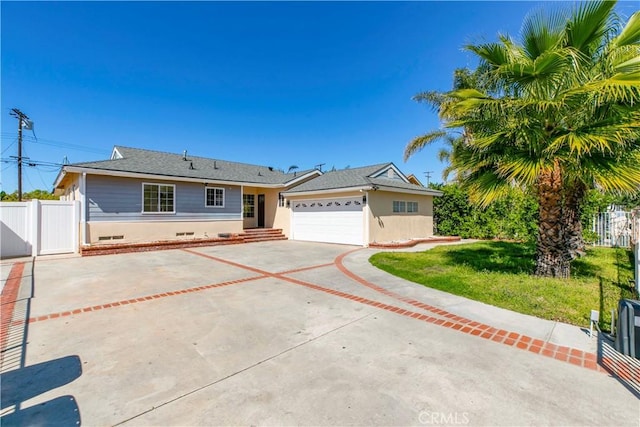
[240,185,244,229]
[80,172,88,245]
[363,190,370,247]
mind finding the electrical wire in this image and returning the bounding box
[34,167,50,189]
[1,139,17,155]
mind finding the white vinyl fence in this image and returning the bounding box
[592,211,634,248]
[0,200,79,258]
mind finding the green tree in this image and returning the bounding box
[406,1,640,277]
[0,189,58,201]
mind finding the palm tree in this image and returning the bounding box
[406,1,640,277]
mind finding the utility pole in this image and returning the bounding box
[424,171,434,186]
[10,108,29,201]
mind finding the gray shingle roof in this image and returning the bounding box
[283,163,440,195]
[69,146,317,186]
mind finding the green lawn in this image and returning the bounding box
[369,241,637,331]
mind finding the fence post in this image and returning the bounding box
[73,200,80,254]
[635,243,639,297]
[30,199,40,257]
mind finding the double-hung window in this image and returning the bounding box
[206,187,225,208]
[143,183,175,213]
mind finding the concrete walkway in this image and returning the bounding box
[1,240,638,426]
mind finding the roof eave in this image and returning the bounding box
[282,185,373,197]
[59,165,286,188]
[373,185,443,196]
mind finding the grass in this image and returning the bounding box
[369,241,637,331]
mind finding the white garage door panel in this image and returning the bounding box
[292,198,364,245]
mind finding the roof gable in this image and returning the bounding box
[368,163,410,183]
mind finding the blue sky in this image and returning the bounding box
[1,1,637,193]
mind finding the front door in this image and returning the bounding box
[257,194,265,228]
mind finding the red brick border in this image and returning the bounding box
[28,275,265,324]
[332,249,635,375]
[1,262,25,353]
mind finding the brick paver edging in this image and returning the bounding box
[1,262,25,354]
[81,237,245,256]
[332,249,638,377]
[27,275,264,324]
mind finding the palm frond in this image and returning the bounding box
[612,10,640,47]
[520,6,565,59]
[404,130,447,161]
[565,0,615,55]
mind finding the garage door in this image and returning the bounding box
[291,197,364,246]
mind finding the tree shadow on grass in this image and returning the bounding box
[442,241,536,274]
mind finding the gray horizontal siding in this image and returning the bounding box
[87,175,241,222]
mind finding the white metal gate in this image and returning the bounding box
[0,200,79,258]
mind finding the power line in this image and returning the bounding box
[1,139,17,155]
[1,133,109,155]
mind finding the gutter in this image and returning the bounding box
[56,166,293,189]
[283,185,443,198]
[282,186,373,197]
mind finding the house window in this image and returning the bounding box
[243,194,255,218]
[393,200,406,213]
[143,183,175,213]
[278,192,285,207]
[393,200,418,213]
[206,187,225,207]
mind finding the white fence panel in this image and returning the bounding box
[0,200,79,258]
[0,202,31,258]
[592,211,633,248]
[39,201,78,255]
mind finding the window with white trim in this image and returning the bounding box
[243,194,255,218]
[407,201,419,213]
[206,187,225,207]
[143,183,175,213]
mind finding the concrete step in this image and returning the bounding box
[241,228,283,235]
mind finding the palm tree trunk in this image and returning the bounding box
[535,163,570,278]
[563,181,586,260]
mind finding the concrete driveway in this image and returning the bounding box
[1,240,638,426]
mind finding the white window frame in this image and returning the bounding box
[142,183,176,214]
[407,201,419,213]
[205,187,225,208]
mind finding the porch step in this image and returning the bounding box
[238,228,287,243]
